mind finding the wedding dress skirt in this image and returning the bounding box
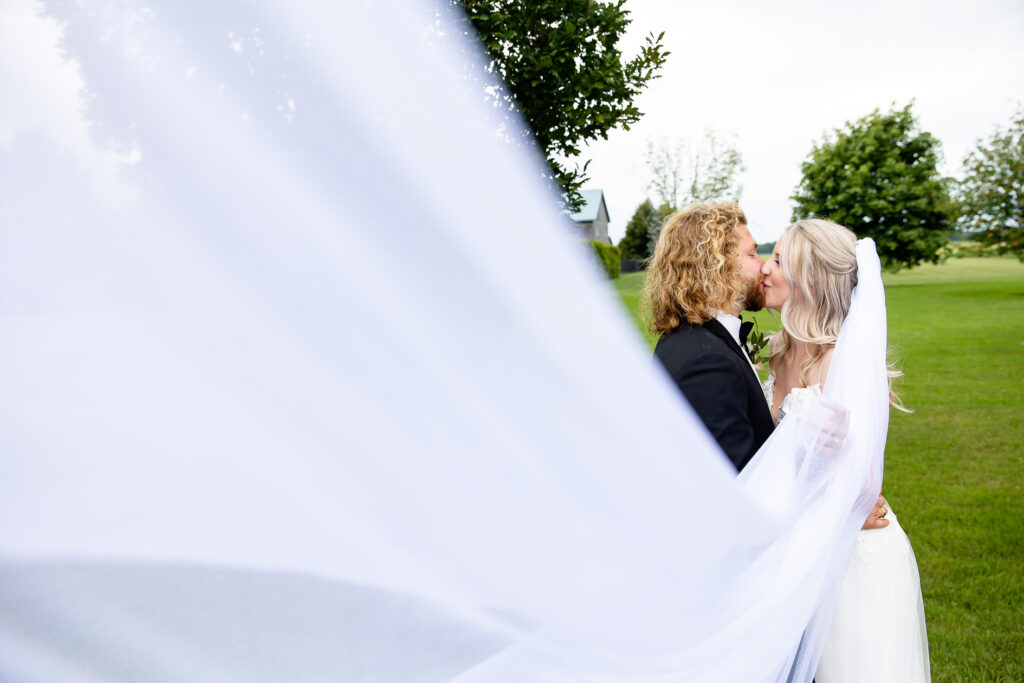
[816,507,931,683]
[763,376,930,682]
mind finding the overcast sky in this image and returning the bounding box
[579,0,1024,245]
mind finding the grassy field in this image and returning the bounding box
[613,257,1024,681]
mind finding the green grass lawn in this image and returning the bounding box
[613,256,1024,681]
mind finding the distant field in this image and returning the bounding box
[882,255,1024,285]
[612,256,1024,681]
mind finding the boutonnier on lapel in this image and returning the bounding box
[743,321,769,368]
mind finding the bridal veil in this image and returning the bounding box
[0,1,889,680]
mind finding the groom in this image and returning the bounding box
[648,202,889,526]
[649,202,771,471]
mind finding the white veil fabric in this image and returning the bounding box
[0,1,887,680]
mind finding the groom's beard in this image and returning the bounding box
[742,275,766,312]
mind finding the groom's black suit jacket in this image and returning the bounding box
[654,318,774,472]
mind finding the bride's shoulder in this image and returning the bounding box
[806,348,834,388]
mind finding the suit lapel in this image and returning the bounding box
[702,319,766,385]
[702,319,772,420]
[701,319,749,363]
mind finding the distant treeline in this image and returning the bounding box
[756,241,776,255]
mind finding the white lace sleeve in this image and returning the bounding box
[762,373,776,411]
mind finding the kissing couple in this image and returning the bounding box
[648,203,931,682]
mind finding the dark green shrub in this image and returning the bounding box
[588,240,621,279]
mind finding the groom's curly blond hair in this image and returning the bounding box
[644,201,747,335]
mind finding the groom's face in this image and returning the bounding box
[735,223,766,312]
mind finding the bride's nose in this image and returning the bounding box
[761,260,772,276]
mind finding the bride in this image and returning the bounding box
[760,219,931,682]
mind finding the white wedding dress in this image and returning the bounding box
[763,375,931,682]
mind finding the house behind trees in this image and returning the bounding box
[570,189,611,244]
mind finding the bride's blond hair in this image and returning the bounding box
[769,219,856,381]
[769,218,907,408]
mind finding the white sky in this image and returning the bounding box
[580,0,1024,244]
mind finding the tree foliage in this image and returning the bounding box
[791,104,953,270]
[955,107,1024,259]
[641,129,742,251]
[646,129,744,210]
[588,240,622,278]
[454,0,668,210]
[618,198,660,259]
[645,139,684,211]
[647,202,675,255]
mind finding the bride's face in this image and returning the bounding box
[760,243,791,310]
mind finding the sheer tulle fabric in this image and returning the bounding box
[0,1,889,680]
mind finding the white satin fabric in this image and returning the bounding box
[0,1,889,680]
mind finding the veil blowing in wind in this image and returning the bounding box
[0,0,889,680]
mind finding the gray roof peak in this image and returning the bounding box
[570,189,606,223]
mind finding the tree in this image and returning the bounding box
[618,198,660,259]
[791,104,953,270]
[645,129,745,210]
[647,201,675,255]
[646,139,684,211]
[643,129,744,248]
[955,106,1024,259]
[454,0,668,211]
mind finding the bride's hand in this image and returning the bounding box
[862,495,890,530]
[809,398,849,460]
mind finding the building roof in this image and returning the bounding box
[569,189,607,223]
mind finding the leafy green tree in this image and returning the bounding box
[791,104,953,270]
[956,107,1024,259]
[646,129,744,209]
[454,0,668,211]
[618,198,660,259]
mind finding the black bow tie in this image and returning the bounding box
[739,320,754,345]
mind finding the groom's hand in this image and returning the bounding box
[862,495,889,530]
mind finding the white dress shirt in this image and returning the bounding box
[714,310,759,378]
